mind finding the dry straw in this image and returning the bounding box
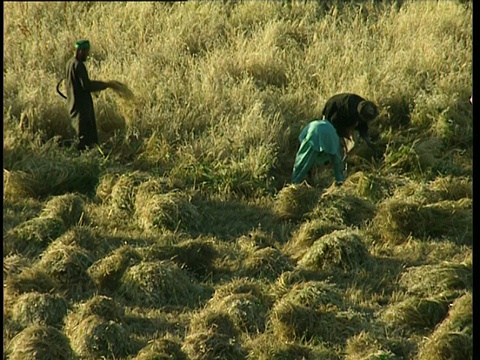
[380,296,450,332]
[239,246,294,280]
[297,229,370,273]
[144,237,218,277]
[12,292,68,328]
[399,261,472,299]
[66,314,133,359]
[372,197,472,245]
[283,218,346,262]
[119,260,204,308]
[134,336,187,360]
[135,190,200,232]
[182,328,248,360]
[5,266,58,295]
[416,292,472,360]
[273,183,321,221]
[4,215,66,257]
[88,244,142,292]
[36,241,95,297]
[108,80,135,100]
[40,193,87,227]
[6,324,75,360]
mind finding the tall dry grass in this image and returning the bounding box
[3,1,472,359]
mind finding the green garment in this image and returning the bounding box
[292,119,344,184]
[66,57,108,150]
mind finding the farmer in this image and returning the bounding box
[291,118,357,186]
[322,93,379,150]
[65,39,114,150]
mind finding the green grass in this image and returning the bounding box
[3,1,472,359]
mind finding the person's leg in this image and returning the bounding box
[292,142,317,184]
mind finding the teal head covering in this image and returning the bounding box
[75,39,90,50]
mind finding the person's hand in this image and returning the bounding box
[335,181,343,187]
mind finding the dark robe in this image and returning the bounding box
[66,57,108,150]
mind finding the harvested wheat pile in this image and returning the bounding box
[341,171,401,202]
[119,260,204,308]
[372,197,472,244]
[189,309,240,339]
[269,296,321,342]
[380,296,450,332]
[237,228,278,249]
[208,293,268,334]
[55,225,116,259]
[5,266,58,295]
[108,171,152,215]
[144,237,218,278]
[3,154,100,198]
[345,331,398,360]
[245,334,317,360]
[211,277,272,307]
[4,215,66,257]
[283,218,346,262]
[135,190,200,232]
[3,254,30,279]
[309,191,376,227]
[270,295,364,344]
[239,246,294,280]
[12,291,68,328]
[297,229,370,273]
[399,261,472,298]
[88,244,142,291]
[416,292,472,360]
[134,335,187,360]
[40,192,87,227]
[66,314,134,359]
[273,183,321,221]
[36,241,94,297]
[6,324,75,360]
[95,172,118,203]
[281,280,343,311]
[396,175,472,203]
[182,328,247,360]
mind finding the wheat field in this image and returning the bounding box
[3,1,472,359]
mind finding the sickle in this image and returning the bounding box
[56,78,67,99]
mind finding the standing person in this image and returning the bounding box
[291,118,357,186]
[322,93,379,149]
[65,39,113,150]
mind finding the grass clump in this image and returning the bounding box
[118,260,204,308]
[12,291,69,328]
[416,292,472,360]
[36,241,95,298]
[134,335,187,360]
[372,197,472,245]
[283,218,346,262]
[6,324,76,360]
[380,296,450,333]
[40,192,87,227]
[135,190,200,232]
[144,237,219,278]
[182,328,248,360]
[239,246,294,281]
[5,266,58,295]
[273,183,321,221]
[88,244,142,292]
[66,314,134,360]
[297,229,370,273]
[399,261,472,299]
[4,215,66,257]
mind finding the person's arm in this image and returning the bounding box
[331,152,344,185]
[76,62,109,92]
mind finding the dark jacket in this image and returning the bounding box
[322,93,371,142]
[66,57,108,149]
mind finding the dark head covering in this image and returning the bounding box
[357,101,379,122]
[75,39,90,50]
